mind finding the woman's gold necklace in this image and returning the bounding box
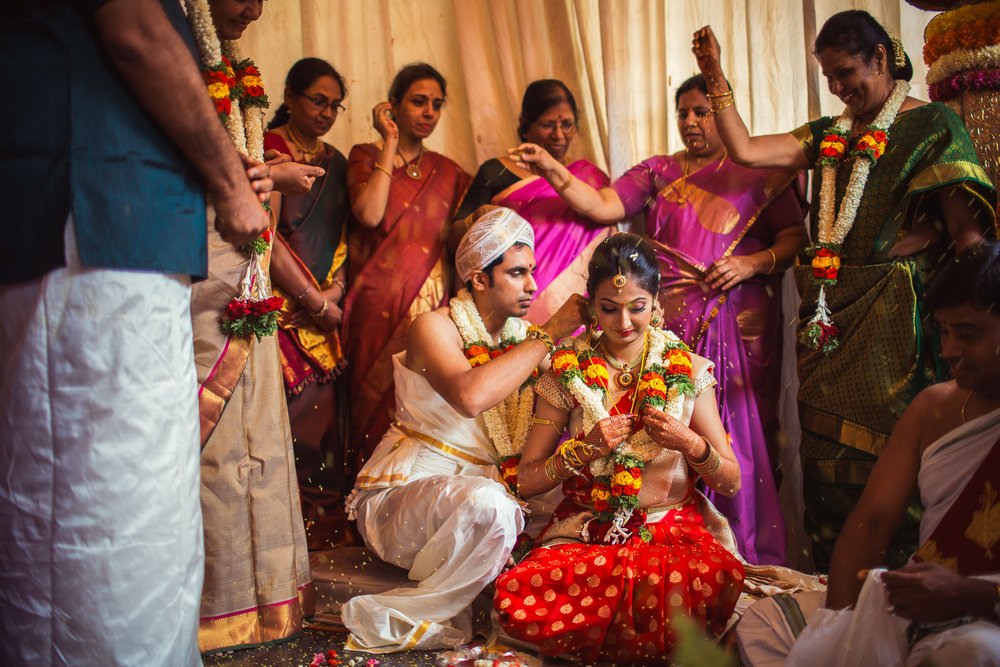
[397,144,424,180]
[287,125,321,160]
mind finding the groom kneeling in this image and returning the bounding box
[342,207,585,652]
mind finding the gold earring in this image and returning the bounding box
[650,314,663,328]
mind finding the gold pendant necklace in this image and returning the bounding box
[286,125,321,160]
[397,145,424,180]
[602,334,647,389]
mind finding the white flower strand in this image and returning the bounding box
[449,289,532,458]
[184,0,220,66]
[817,80,910,248]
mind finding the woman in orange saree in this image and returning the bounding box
[342,63,470,480]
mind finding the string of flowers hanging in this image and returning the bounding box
[184,0,282,340]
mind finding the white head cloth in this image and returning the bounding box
[455,207,535,282]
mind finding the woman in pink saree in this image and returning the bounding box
[454,80,612,323]
[342,64,470,481]
[512,75,807,565]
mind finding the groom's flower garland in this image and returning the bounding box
[185,0,281,339]
[802,79,909,354]
[550,328,694,544]
[450,289,537,492]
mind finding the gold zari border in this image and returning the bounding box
[800,406,888,457]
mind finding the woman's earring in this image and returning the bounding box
[650,314,663,329]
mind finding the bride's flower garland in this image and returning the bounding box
[802,79,909,354]
[184,0,281,339]
[550,328,694,544]
[450,289,537,492]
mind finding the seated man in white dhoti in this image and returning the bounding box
[342,207,586,652]
[737,241,1000,667]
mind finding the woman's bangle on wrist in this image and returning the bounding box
[553,173,574,194]
[373,163,392,179]
[310,300,329,317]
[295,285,312,301]
[764,249,777,275]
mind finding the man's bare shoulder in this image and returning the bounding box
[407,306,462,370]
[909,380,965,451]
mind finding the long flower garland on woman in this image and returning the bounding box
[450,289,537,491]
[802,78,910,353]
[550,327,694,543]
[184,0,282,340]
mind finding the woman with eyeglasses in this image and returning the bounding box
[513,74,809,566]
[454,80,612,324]
[341,63,470,479]
[263,57,352,548]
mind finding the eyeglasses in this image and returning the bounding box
[301,93,346,115]
[534,120,577,134]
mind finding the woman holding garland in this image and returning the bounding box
[264,58,352,548]
[453,80,613,324]
[342,63,470,480]
[189,0,314,653]
[511,74,807,565]
[692,10,997,569]
[496,233,744,664]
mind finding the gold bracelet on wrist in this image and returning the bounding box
[531,416,566,435]
[544,455,574,482]
[708,91,735,115]
[688,437,722,476]
[554,174,574,194]
[526,324,555,353]
[765,249,777,275]
[373,163,393,179]
[310,300,329,317]
[295,286,312,301]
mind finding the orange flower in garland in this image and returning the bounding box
[499,454,521,493]
[591,477,611,513]
[579,354,610,393]
[464,342,492,367]
[818,128,849,165]
[664,349,693,378]
[810,245,842,284]
[854,129,888,162]
[203,55,237,120]
[233,59,269,108]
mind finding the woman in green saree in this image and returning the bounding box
[693,9,997,569]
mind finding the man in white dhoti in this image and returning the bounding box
[737,241,1000,666]
[342,207,586,652]
[0,2,269,665]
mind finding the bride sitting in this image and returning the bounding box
[495,232,744,664]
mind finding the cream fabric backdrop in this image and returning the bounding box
[241,0,935,569]
[242,0,932,177]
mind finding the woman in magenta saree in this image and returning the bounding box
[342,64,469,480]
[454,80,612,323]
[513,75,807,565]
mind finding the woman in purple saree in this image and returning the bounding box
[454,80,612,323]
[511,75,808,565]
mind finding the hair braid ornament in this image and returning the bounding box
[803,79,909,354]
[550,328,694,544]
[450,289,537,493]
[183,0,281,340]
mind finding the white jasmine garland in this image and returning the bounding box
[817,80,910,249]
[926,44,1000,86]
[449,289,534,459]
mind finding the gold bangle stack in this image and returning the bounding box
[707,90,734,115]
[527,324,555,353]
[544,455,575,482]
[765,249,777,275]
[688,437,722,476]
[310,300,329,317]
[531,416,565,435]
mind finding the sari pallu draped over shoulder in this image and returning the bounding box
[612,154,806,565]
[792,102,997,569]
[342,143,470,479]
[494,159,611,324]
[264,133,348,394]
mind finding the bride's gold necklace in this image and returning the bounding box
[601,333,648,389]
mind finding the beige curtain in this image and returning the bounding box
[242,0,932,177]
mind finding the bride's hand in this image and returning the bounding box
[509,143,560,177]
[579,414,637,462]
[640,406,703,458]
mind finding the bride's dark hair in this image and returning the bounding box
[586,233,660,297]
